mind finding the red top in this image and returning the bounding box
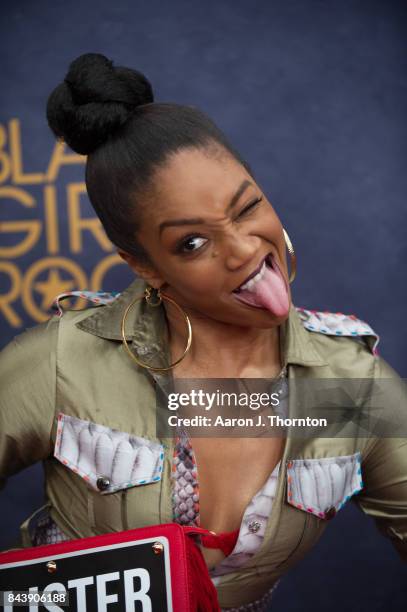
[199,528,240,557]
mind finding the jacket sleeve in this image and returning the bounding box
[352,354,407,562]
[0,316,59,490]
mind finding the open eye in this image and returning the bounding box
[238,197,263,218]
[177,235,208,253]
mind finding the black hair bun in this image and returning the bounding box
[46,53,154,155]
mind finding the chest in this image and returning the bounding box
[171,434,285,569]
[169,361,286,524]
[190,436,286,534]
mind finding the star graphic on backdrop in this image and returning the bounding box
[34,269,76,310]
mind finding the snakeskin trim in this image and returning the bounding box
[32,514,70,546]
[172,428,200,525]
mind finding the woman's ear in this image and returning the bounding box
[117,250,164,290]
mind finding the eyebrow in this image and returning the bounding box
[158,179,253,236]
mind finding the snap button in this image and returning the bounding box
[324,506,337,520]
[248,520,261,533]
[96,476,111,491]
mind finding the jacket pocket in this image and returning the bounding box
[54,413,164,494]
[286,451,363,520]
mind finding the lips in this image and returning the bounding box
[232,252,274,294]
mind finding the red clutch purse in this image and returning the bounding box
[0,522,229,611]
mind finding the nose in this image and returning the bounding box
[224,232,262,271]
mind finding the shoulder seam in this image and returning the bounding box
[294,306,380,356]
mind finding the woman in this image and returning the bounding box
[0,53,406,611]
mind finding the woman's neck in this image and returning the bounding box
[165,307,283,378]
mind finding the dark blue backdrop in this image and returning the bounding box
[1,1,406,610]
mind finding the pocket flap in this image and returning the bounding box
[54,413,164,494]
[286,451,363,520]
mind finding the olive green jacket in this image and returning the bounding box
[0,277,406,608]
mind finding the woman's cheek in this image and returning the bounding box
[183,272,223,298]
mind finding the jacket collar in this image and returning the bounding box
[75,277,328,370]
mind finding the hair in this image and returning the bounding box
[46,53,254,263]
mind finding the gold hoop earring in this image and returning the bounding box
[282,228,297,283]
[120,286,192,372]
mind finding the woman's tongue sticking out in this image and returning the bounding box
[233,256,290,317]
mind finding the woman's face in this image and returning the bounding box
[125,146,292,329]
